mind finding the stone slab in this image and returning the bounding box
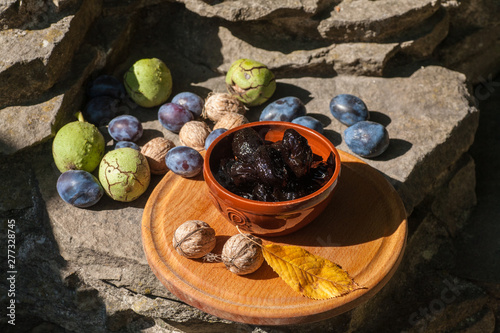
[400,8,450,58]
[0,0,101,107]
[176,0,327,21]
[1,0,497,331]
[215,26,400,77]
[317,0,440,42]
[0,94,63,155]
[0,45,106,155]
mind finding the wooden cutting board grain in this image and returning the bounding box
[141,150,407,325]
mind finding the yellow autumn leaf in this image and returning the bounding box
[262,244,363,300]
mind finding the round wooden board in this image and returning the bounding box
[141,150,407,325]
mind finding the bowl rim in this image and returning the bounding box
[203,121,342,208]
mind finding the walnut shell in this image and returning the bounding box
[222,233,264,275]
[179,121,211,151]
[173,220,216,258]
[140,137,175,175]
[203,92,247,122]
[213,113,248,131]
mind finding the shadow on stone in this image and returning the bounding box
[137,128,165,146]
[273,82,313,105]
[307,113,332,127]
[0,147,109,331]
[369,111,392,127]
[226,20,331,53]
[323,129,342,147]
[88,174,163,211]
[107,309,154,331]
[373,138,413,161]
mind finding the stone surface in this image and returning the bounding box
[0,0,101,108]
[317,0,440,42]
[439,0,500,84]
[215,26,400,77]
[431,154,476,235]
[176,0,329,21]
[0,45,106,155]
[400,8,450,58]
[439,24,500,85]
[1,0,500,332]
[0,94,63,155]
[453,76,500,285]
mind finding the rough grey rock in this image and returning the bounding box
[438,0,500,84]
[400,8,450,58]
[0,0,101,108]
[0,0,142,156]
[317,0,440,42]
[0,161,33,211]
[439,24,500,85]
[215,26,400,77]
[0,46,106,155]
[0,95,62,155]
[0,0,67,30]
[176,0,329,22]
[348,212,489,333]
[431,154,476,235]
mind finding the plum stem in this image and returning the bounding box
[75,111,85,122]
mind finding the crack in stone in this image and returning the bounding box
[101,280,186,304]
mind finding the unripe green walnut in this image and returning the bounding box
[225,58,276,107]
[52,120,105,173]
[98,148,151,202]
[124,58,172,108]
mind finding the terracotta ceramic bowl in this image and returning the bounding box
[203,121,342,237]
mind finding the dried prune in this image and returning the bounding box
[231,127,264,163]
[254,145,289,187]
[281,129,313,178]
[229,161,259,187]
[252,183,275,202]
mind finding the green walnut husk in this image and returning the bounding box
[123,58,172,108]
[225,58,276,107]
[52,120,105,173]
[98,148,151,202]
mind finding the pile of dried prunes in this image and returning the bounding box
[215,127,336,202]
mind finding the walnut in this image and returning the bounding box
[140,137,175,175]
[179,121,211,151]
[203,92,247,122]
[222,233,264,275]
[213,113,248,131]
[173,220,216,258]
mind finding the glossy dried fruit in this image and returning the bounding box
[254,145,289,187]
[229,161,259,187]
[231,127,264,163]
[281,129,313,178]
